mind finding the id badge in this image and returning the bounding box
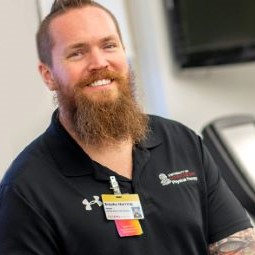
[106,176,144,237]
[101,194,144,220]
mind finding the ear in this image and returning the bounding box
[38,62,58,91]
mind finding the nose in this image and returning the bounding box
[87,48,108,72]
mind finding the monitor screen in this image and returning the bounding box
[220,124,255,189]
[165,0,255,67]
[179,0,255,53]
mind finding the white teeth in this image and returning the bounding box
[89,79,111,87]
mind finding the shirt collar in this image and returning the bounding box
[44,110,94,177]
[44,110,162,177]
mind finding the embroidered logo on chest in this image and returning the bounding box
[159,170,198,186]
[82,196,103,211]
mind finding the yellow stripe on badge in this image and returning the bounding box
[102,194,140,202]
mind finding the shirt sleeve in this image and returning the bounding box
[0,184,61,255]
[201,143,252,244]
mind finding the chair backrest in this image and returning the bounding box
[202,114,255,216]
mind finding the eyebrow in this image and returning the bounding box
[100,35,118,44]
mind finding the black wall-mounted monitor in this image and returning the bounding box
[163,0,255,68]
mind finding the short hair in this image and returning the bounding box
[36,0,123,67]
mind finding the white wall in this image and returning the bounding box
[0,0,54,179]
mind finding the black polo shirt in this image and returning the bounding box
[0,112,251,254]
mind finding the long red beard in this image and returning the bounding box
[57,69,149,146]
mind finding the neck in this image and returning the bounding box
[59,111,134,179]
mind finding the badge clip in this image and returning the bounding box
[110,176,121,195]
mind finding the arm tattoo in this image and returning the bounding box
[209,228,255,254]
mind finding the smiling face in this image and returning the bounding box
[40,6,129,105]
[38,6,148,145]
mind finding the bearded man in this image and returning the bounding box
[0,0,254,254]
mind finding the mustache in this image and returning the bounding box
[76,69,125,88]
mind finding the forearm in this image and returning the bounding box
[209,228,255,254]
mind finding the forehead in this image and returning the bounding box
[49,6,120,46]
